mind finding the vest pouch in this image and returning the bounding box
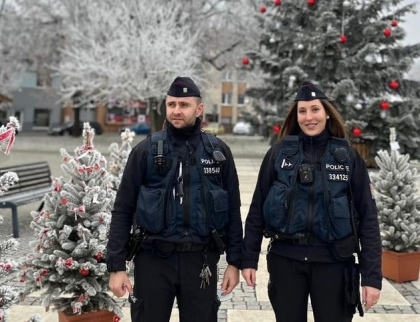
[331,195,352,239]
[263,181,289,232]
[136,186,165,234]
[209,189,229,230]
[329,234,357,261]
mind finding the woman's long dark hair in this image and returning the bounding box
[278,99,348,141]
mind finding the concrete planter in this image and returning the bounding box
[382,249,420,283]
[58,309,118,322]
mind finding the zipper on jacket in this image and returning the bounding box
[184,141,192,235]
[307,137,315,234]
[286,173,298,233]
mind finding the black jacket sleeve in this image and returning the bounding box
[218,138,243,266]
[350,148,382,290]
[241,145,278,270]
[106,138,149,272]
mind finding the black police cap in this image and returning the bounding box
[294,81,328,101]
[167,76,201,98]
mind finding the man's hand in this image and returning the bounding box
[220,265,239,295]
[241,268,257,287]
[109,271,133,297]
[362,286,381,310]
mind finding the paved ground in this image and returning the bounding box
[1,132,419,321]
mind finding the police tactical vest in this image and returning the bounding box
[135,129,229,237]
[263,135,353,242]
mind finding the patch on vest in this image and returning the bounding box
[327,172,348,182]
[281,158,294,169]
[201,158,216,165]
[203,166,221,175]
[325,164,349,172]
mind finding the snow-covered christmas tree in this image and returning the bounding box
[0,117,20,321]
[372,127,420,252]
[246,0,420,155]
[19,123,122,318]
[108,129,134,191]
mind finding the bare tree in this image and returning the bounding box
[54,0,201,107]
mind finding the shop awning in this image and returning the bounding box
[0,93,12,103]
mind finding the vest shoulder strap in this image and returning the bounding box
[200,131,221,155]
[280,135,300,155]
[330,137,350,148]
[151,130,169,155]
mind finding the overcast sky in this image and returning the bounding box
[401,0,420,45]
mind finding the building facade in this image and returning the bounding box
[203,68,255,133]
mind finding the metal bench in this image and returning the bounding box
[0,161,52,238]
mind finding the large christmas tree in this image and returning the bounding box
[372,128,420,252]
[20,123,122,318]
[246,0,420,157]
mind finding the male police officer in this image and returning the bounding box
[107,76,242,322]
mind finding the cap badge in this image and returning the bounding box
[183,87,188,93]
[311,92,316,97]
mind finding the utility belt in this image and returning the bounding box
[264,232,326,246]
[152,240,208,253]
[142,229,226,255]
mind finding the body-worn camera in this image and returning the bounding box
[299,164,313,183]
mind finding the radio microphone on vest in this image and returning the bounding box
[333,148,348,165]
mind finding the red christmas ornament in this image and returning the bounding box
[41,269,48,275]
[352,128,362,137]
[79,268,89,276]
[274,0,281,5]
[383,29,392,37]
[95,252,103,262]
[308,0,316,6]
[242,57,250,65]
[260,5,266,13]
[61,197,68,205]
[391,19,398,27]
[380,101,390,110]
[339,35,347,43]
[113,316,121,322]
[273,125,281,134]
[389,80,399,90]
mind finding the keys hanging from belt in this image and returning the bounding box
[199,250,212,289]
[175,161,184,204]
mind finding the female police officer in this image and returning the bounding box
[241,81,382,321]
[107,77,242,321]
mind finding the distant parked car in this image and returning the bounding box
[202,122,225,135]
[233,122,254,136]
[120,122,151,135]
[48,121,103,136]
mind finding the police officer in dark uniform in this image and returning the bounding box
[241,82,382,321]
[107,77,242,322]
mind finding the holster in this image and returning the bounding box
[344,257,364,317]
[125,227,146,261]
[211,229,226,255]
[329,234,358,261]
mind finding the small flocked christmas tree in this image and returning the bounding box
[20,123,122,318]
[372,127,420,252]
[0,117,20,321]
[108,129,134,191]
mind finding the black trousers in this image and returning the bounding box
[267,253,354,322]
[130,249,220,322]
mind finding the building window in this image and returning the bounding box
[224,71,232,81]
[221,117,231,124]
[106,100,147,124]
[238,93,245,105]
[33,108,50,127]
[221,93,232,105]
